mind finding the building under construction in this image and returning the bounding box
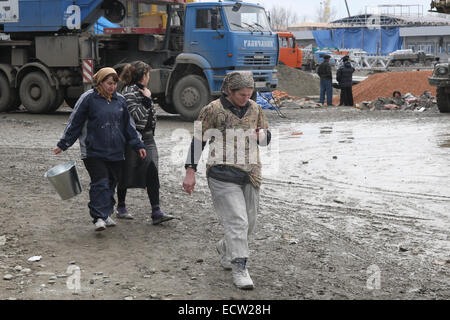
[290,4,450,60]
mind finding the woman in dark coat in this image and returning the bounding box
[116,61,174,225]
[54,68,146,232]
[337,56,356,106]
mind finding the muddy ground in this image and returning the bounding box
[0,104,449,301]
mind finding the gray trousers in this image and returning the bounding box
[208,177,260,261]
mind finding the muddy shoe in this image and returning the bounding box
[216,240,232,271]
[151,210,175,225]
[116,207,134,220]
[231,258,254,290]
[94,219,106,232]
[105,217,117,227]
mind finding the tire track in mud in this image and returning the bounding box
[261,175,450,261]
[265,176,450,203]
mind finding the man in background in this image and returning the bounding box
[317,55,334,106]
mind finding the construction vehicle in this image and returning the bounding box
[277,32,302,69]
[301,48,336,71]
[388,49,436,68]
[429,0,450,112]
[0,0,278,120]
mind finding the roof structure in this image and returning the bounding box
[331,13,450,27]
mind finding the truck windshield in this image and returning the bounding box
[224,5,272,32]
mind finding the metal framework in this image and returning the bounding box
[332,13,450,27]
[365,4,424,17]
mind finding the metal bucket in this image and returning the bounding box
[45,161,82,200]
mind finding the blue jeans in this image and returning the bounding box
[320,79,333,105]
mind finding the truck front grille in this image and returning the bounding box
[241,55,272,65]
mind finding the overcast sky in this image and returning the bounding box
[199,0,437,22]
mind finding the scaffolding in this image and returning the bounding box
[331,13,450,27]
[365,4,424,18]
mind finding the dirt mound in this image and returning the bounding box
[276,64,321,98]
[350,71,436,104]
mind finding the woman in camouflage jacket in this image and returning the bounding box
[182,71,271,290]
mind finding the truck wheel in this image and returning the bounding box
[158,101,177,114]
[0,74,16,113]
[19,72,55,114]
[173,75,210,121]
[48,88,65,113]
[437,87,450,113]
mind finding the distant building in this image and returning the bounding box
[290,11,450,60]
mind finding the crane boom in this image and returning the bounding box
[344,0,351,17]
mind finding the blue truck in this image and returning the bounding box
[0,0,279,120]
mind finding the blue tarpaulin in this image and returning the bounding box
[256,92,277,110]
[94,16,120,34]
[313,28,402,54]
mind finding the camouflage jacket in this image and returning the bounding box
[195,98,269,188]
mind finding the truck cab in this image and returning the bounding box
[164,1,278,119]
[277,32,302,69]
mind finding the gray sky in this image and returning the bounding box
[211,0,436,22]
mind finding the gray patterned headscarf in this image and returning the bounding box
[221,71,254,96]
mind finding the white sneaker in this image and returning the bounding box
[94,219,106,232]
[231,259,254,290]
[216,240,232,271]
[105,217,117,227]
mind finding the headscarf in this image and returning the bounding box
[93,67,118,102]
[221,71,254,96]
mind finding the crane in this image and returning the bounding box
[344,0,351,17]
[323,0,331,22]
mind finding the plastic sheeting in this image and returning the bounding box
[256,92,277,110]
[94,16,119,34]
[313,28,403,54]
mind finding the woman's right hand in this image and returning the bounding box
[183,168,196,195]
[139,87,151,98]
[53,147,62,155]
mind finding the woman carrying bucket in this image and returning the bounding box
[53,67,146,232]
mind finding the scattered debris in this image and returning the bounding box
[27,256,42,262]
[0,235,6,246]
[3,274,14,280]
[356,91,438,112]
[433,259,450,266]
[274,91,323,109]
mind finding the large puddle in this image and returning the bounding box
[258,117,450,258]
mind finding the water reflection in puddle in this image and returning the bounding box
[261,118,450,233]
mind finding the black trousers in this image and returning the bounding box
[83,158,123,223]
[117,132,160,211]
[340,86,354,106]
[117,161,160,210]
